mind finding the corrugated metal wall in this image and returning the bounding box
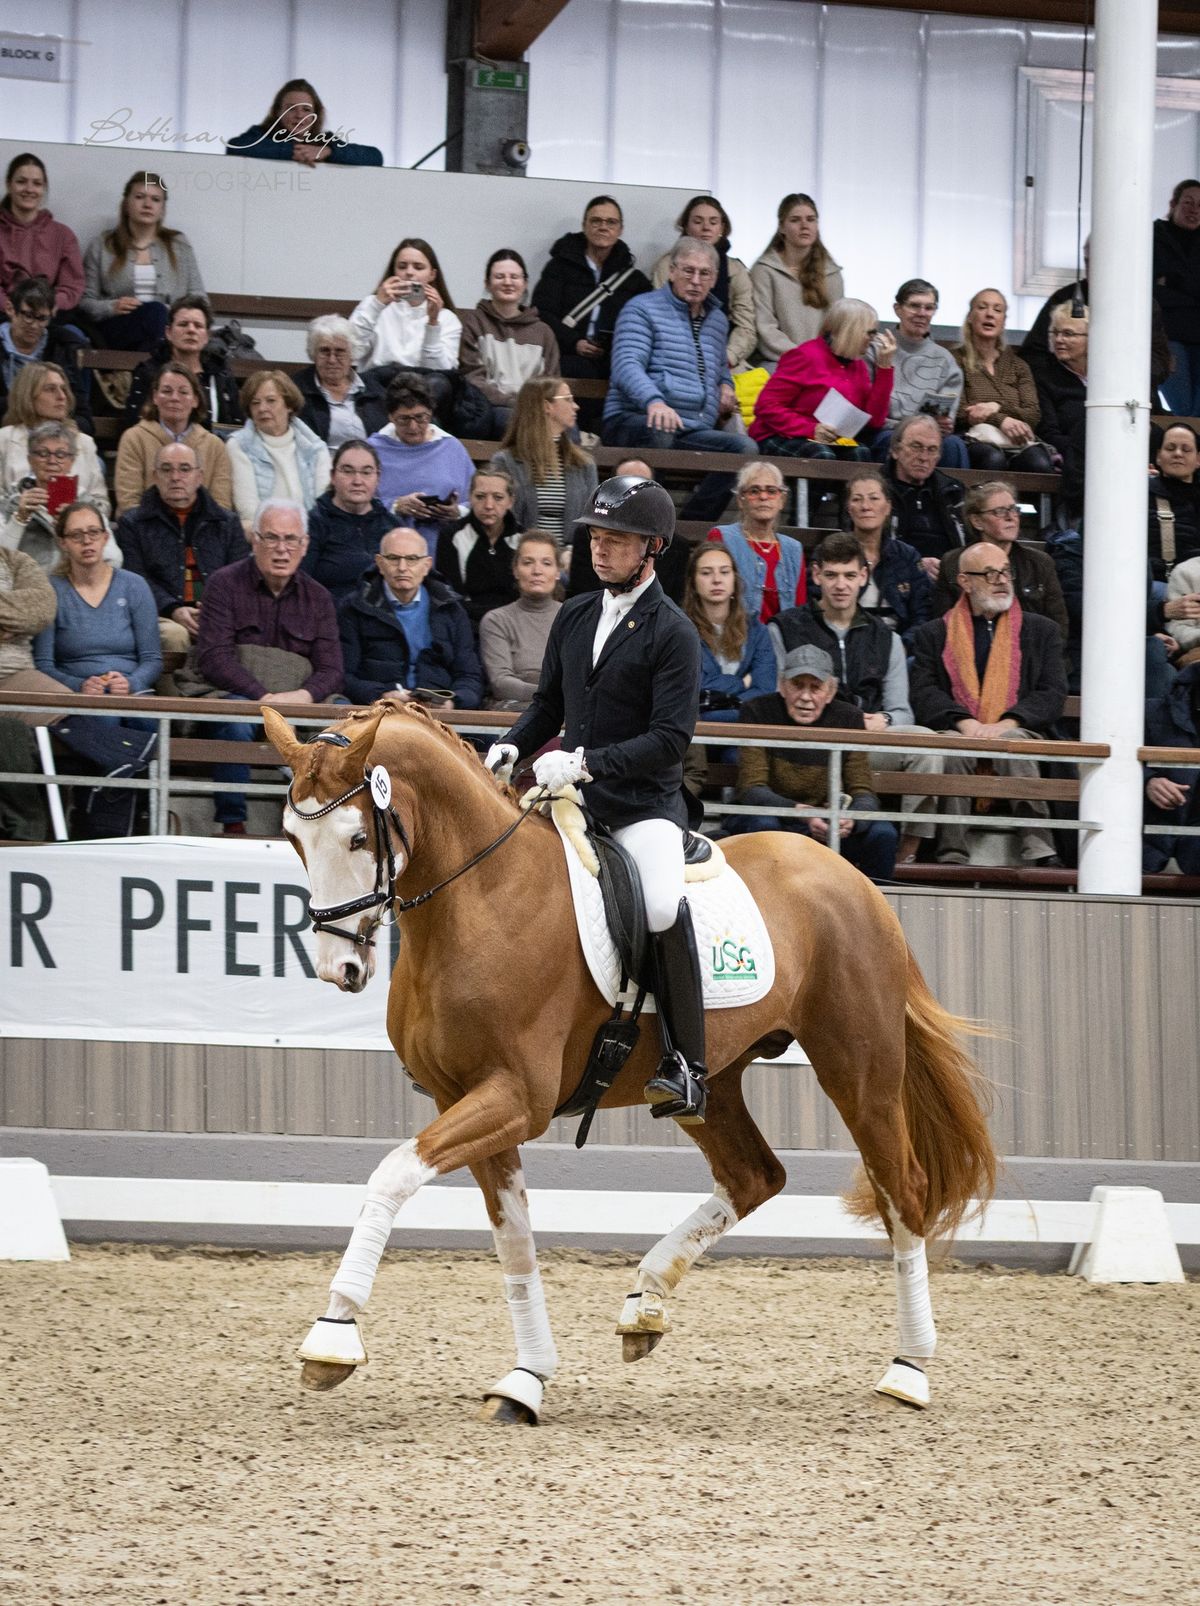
[5,890,1198,1162]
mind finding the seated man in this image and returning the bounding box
[874,279,966,468]
[909,540,1067,865]
[0,274,91,429]
[883,414,966,576]
[770,532,942,863]
[601,238,755,523]
[338,525,482,709]
[117,442,247,657]
[737,643,897,883]
[195,499,343,832]
[566,456,689,602]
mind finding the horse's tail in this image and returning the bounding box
[847,946,996,1241]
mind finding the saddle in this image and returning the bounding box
[586,820,715,994]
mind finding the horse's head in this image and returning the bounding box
[266,705,396,994]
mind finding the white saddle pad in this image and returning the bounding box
[547,807,775,1011]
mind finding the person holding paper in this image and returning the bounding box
[749,298,894,460]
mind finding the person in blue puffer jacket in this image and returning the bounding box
[602,239,756,522]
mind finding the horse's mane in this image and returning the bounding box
[370,702,523,809]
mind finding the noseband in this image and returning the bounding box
[286,731,536,949]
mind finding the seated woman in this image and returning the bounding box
[302,440,396,603]
[683,540,776,717]
[0,153,84,315]
[114,362,232,514]
[0,274,92,430]
[1149,422,1200,579]
[458,251,560,437]
[652,195,757,370]
[348,239,461,390]
[478,531,562,709]
[1,421,121,571]
[368,375,473,540]
[492,376,598,554]
[32,500,161,835]
[226,370,331,529]
[0,540,60,700]
[838,469,930,641]
[0,363,108,510]
[707,460,806,623]
[434,466,523,628]
[750,193,844,368]
[295,315,388,449]
[951,289,1053,473]
[750,298,894,460]
[1036,303,1089,516]
[225,79,383,165]
[80,173,205,353]
[932,480,1069,640]
[530,196,650,387]
[125,295,242,432]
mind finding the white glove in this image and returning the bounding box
[532,745,592,793]
[484,742,519,782]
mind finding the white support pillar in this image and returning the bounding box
[1077,0,1158,896]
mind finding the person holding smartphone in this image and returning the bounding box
[366,374,472,539]
[1,420,120,572]
[0,361,108,510]
[348,238,461,372]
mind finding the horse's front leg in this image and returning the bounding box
[471,1149,559,1426]
[298,1077,541,1391]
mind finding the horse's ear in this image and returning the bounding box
[261,707,305,766]
[344,709,386,766]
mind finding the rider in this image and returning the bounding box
[486,476,709,1124]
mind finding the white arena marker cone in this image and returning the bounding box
[1069,1185,1183,1284]
[0,1159,70,1261]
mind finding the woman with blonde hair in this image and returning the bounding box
[492,376,598,549]
[225,369,330,527]
[750,298,895,460]
[0,362,108,509]
[951,288,1052,472]
[80,172,205,351]
[707,459,806,623]
[751,193,845,366]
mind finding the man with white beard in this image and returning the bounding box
[909,541,1067,864]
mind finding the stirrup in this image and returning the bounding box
[644,1052,707,1125]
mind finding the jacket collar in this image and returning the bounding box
[588,575,663,676]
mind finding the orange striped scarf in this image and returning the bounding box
[941,593,1023,724]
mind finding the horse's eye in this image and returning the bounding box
[350,831,368,851]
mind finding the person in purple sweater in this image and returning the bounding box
[367,375,474,543]
[750,298,896,461]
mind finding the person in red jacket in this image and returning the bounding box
[0,154,84,314]
[750,298,894,461]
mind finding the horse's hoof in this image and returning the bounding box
[622,1331,663,1363]
[481,1368,543,1424]
[300,1359,357,1391]
[479,1393,537,1425]
[874,1357,930,1409]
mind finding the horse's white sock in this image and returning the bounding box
[636,1188,738,1297]
[328,1140,435,1311]
[503,1269,558,1378]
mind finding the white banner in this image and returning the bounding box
[0,838,394,1049]
[0,33,64,83]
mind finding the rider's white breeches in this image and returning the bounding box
[612,817,685,932]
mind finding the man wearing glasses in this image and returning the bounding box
[0,275,91,428]
[337,525,482,709]
[910,540,1067,866]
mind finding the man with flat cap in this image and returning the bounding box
[486,476,708,1123]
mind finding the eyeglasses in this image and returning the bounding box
[961,565,1013,583]
[587,215,622,228]
[13,307,51,323]
[158,464,201,476]
[62,527,106,542]
[254,533,305,549]
[392,411,432,426]
[550,393,576,405]
[379,553,428,566]
[742,485,785,497]
[30,448,73,463]
[981,504,1020,519]
[315,345,350,358]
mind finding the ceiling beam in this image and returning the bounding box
[474,0,573,61]
[816,0,1200,37]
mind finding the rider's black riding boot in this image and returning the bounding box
[643,898,708,1125]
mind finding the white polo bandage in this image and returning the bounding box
[330,1193,401,1309]
[637,1190,738,1296]
[502,1269,558,1378]
[894,1242,937,1359]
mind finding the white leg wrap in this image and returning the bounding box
[636,1188,738,1297]
[894,1241,938,1360]
[502,1269,558,1378]
[329,1192,401,1310]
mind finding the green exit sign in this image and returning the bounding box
[474,66,527,91]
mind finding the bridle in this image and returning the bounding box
[286,732,536,949]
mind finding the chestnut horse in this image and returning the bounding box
[264,703,995,1420]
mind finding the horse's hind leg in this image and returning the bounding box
[470,1148,559,1426]
[617,1061,785,1361]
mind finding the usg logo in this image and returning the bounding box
[710,936,757,980]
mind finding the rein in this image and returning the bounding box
[287,733,537,948]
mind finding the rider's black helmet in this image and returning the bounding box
[575,476,677,550]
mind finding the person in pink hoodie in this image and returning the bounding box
[750,298,895,461]
[0,154,85,315]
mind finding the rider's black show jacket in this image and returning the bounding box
[505,578,701,830]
